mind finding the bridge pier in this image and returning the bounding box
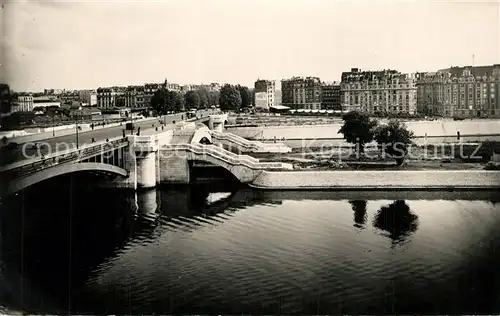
[131,136,158,189]
[136,152,156,188]
[158,155,190,184]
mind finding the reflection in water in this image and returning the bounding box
[349,200,367,229]
[1,181,500,314]
[373,200,419,244]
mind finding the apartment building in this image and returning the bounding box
[341,68,417,114]
[416,64,500,118]
[281,76,322,110]
[16,94,34,112]
[321,82,341,110]
[125,85,145,108]
[78,90,97,106]
[32,96,61,109]
[254,79,276,110]
[165,81,181,93]
[97,86,126,108]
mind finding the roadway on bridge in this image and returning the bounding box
[0,110,216,167]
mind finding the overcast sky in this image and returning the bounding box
[2,0,499,92]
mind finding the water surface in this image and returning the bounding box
[1,179,499,314]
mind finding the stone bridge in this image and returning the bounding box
[0,116,293,197]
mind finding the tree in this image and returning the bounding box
[150,89,184,114]
[338,111,378,156]
[0,84,11,114]
[236,85,252,108]
[208,91,220,107]
[374,119,414,166]
[197,88,209,108]
[184,90,200,110]
[150,89,169,115]
[168,90,184,113]
[219,84,242,111]
[249,88,255,107]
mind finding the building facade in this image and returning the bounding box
[16,94,34,112]
[416,64,500,118]
[281,77,322,110]
[78,90,97,106]
[321,82,341,110]
[341,68,417,114]
[254,79,276,110]
[32,96,61,110]
[97,87,126,108]
[125,85,145,108]
[165,81,181,93]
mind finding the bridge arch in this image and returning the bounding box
[7,162,128,195]
[191,125,213,144]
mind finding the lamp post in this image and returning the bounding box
[129,110,134,135]
[52,114,55,137]
[75,113,79,149]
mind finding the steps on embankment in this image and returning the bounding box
[211,131,292,153]
[161,143,293,171]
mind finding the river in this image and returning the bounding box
[1,177,499,314]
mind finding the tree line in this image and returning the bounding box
[150,84,254,115]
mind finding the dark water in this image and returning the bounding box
[1,178,500,314]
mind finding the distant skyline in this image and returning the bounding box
[2,0,499,92]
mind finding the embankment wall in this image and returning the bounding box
[250,170,500,190]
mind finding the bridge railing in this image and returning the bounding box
[162,143,293,170]
[211,131,262,149]
[0,137,129,179]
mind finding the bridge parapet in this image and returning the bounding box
[0,137,129,174]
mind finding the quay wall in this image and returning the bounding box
[227,119,500,147]
[250,170,500,190]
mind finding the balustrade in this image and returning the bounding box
[162,143,291,170]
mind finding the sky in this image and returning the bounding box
[2,0,499,92]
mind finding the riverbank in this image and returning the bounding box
[253,141,500,171]
[250,170,500,190]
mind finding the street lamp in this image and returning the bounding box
[75,113,79,149]
[52,113,55,137]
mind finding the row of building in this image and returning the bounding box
[13,89,98,112]
[96,81,221,109]
[254,78,341,112]
[254,64,500,118]
[12,80,222,112]
[10,63,500,118]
